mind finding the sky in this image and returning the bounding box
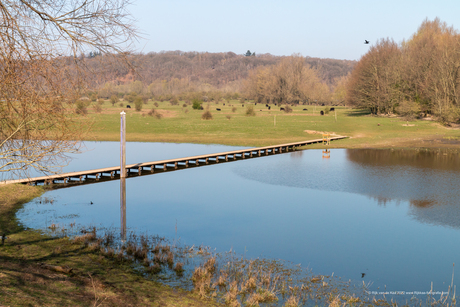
[129,0,460,61]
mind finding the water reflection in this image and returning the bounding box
[233,148,460,229]
[120,177,126,241]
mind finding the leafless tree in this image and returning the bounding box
[0,0,136,179]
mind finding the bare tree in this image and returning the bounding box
[0,0,136,179]
[244,55,329,105]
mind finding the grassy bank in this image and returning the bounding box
[0,184,221,307]
[81,99,460,149]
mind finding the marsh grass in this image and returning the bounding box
[14,217,460,307]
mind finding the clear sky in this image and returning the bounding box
[129,0,460,61]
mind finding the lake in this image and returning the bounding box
[16,142,460,298]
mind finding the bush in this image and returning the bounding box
[142,95,149,104]
[75,100,88,115]
[192,99,202,110]
[284,105,293,113]
[232,107,237,113]
[323,106,330,115]
[110,95,119,106]
[148,108,162,119]
[154,102,159,107]
[118,102,124,107]
[246,105,256,116]
[182,103,187,108]
[134,97,143,111]
[170,97,179,106]
[93,104,102,113]
[226,115,231,120]
[201,110,213,120]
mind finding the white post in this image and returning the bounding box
[120,111,126,178]
[120,111,127,242]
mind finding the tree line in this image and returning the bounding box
[347,18,460,124]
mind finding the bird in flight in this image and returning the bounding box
[364,40,370,44]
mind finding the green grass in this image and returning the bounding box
[82,99,460,149]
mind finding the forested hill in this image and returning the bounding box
[84,51,356,88]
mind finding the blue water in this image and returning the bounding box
[16,143,460,296]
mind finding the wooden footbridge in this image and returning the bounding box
[1,136,346,187]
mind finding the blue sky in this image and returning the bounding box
[129,0,460,61]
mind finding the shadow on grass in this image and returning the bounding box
[346,108,372,117]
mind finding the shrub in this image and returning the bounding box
[284,105,293,113]
[232,107,237,113]
[182,103,187,108]
[170,97,179,106]
[93,104,102,113]
[118,102,123,107]
[323,106,330,114]
[226,115,231,120]
[97,99,104,105]
[75,100,88,115]
[142,95,149,104]
[110,95,119,106]
[202,110,213,120]
[192,99,202,110]
[90,93,98,102]
[134,97,143,111]
[154,102,159,107]
[246,105,256,116]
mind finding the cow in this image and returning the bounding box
[216,108,221,111]
[320,110,324,115]
[303,108,308,111]
[126,105,131,108]
[268,106,271,110]
[280,107,285,111]
[330,107,335,111]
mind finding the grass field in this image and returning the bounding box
[82,99,460,150]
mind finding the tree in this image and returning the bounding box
[244,55,329,105]
[346,38,402,114]
[0,0,136,178]
[245,50,252,57]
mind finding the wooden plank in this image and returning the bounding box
[0,136,347,185]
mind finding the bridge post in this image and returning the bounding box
[120,111,126,179]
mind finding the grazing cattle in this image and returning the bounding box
[280,107,285,111]
[266,104,269,107]
[320,110,324,115]
[216,108,221,111]
[268,106,271,110]
[321,103,325,106]
[200,106,204,110]
[126,105,131,108]
[242,104,244,107]
[255,103,257,105]
[303,108,308,111]
[223,103,225,106]
[330,107,335,111]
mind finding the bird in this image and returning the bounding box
[90,201,93,205]
[361,273,366,278]
[364,40,370,44]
